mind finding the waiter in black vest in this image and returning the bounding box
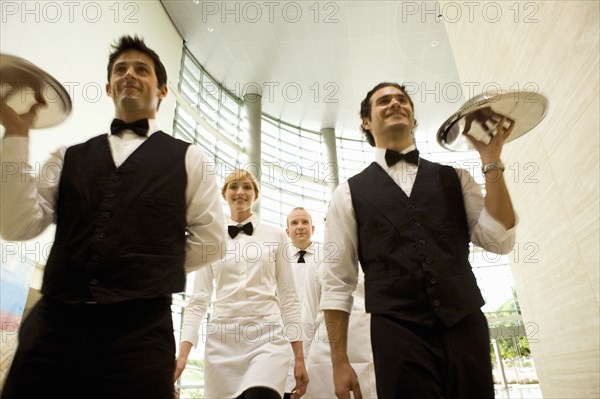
[320,82,516,399]
[0,36,226,398]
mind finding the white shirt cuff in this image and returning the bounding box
[479,207,518,240]
[319,292,354,314]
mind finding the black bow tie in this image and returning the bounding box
[228,222,254,239]
[297,250,307,263]
[385,149,419,166]
[110,118,149,137]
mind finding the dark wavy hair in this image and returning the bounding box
[107,35,167,109]
[359,82,417,147]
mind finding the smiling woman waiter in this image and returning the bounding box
[175,169,309,399]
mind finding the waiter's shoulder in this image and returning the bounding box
[252,222,288,244]
[311,241,325,253]
[258,222,284,235]
[172,138,212,164]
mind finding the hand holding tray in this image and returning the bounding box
[1,54,72,129]
[437,91,548,152]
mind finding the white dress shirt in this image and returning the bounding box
[320,145,517,313]
[180,216,301,397]
[288,242,313,306]
[298,243,323,355]
[0,120,226,274]
[302,259,377,398]
[284,241,313,392]
[181,213,301,347]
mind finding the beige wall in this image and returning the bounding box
[445,1,599,397]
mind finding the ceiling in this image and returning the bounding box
[161,0,468,149]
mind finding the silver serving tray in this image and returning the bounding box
[437,91,548,151]
[1,54,72,129]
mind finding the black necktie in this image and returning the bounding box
[110,118,149,137]
[297,250,307,263]
[228,222,253,239]
[385,149,419,166]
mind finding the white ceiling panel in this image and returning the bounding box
[161,0,464,138]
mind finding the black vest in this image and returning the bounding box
[348,159,484,327]
[43,132,190,304]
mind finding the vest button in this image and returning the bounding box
[89,278,99,286]
[413,221,421,227]
[106,192,117,199]
[425,258,432,264]
[430,278,437,285]
[97,232,107,239]
[419,239,426,245]
[90,254,100,262]
[433,300,440,307]
[111,175,120,182]
[101,211,112,219]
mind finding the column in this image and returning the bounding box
[320,127,339,193]
[243,92,262,215]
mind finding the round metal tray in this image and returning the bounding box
[1,53,72,129]
[437,91,548,151]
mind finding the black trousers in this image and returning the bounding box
[370,310,494,399]
[2,296,175,399]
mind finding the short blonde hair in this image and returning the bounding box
[221,169,260,200]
